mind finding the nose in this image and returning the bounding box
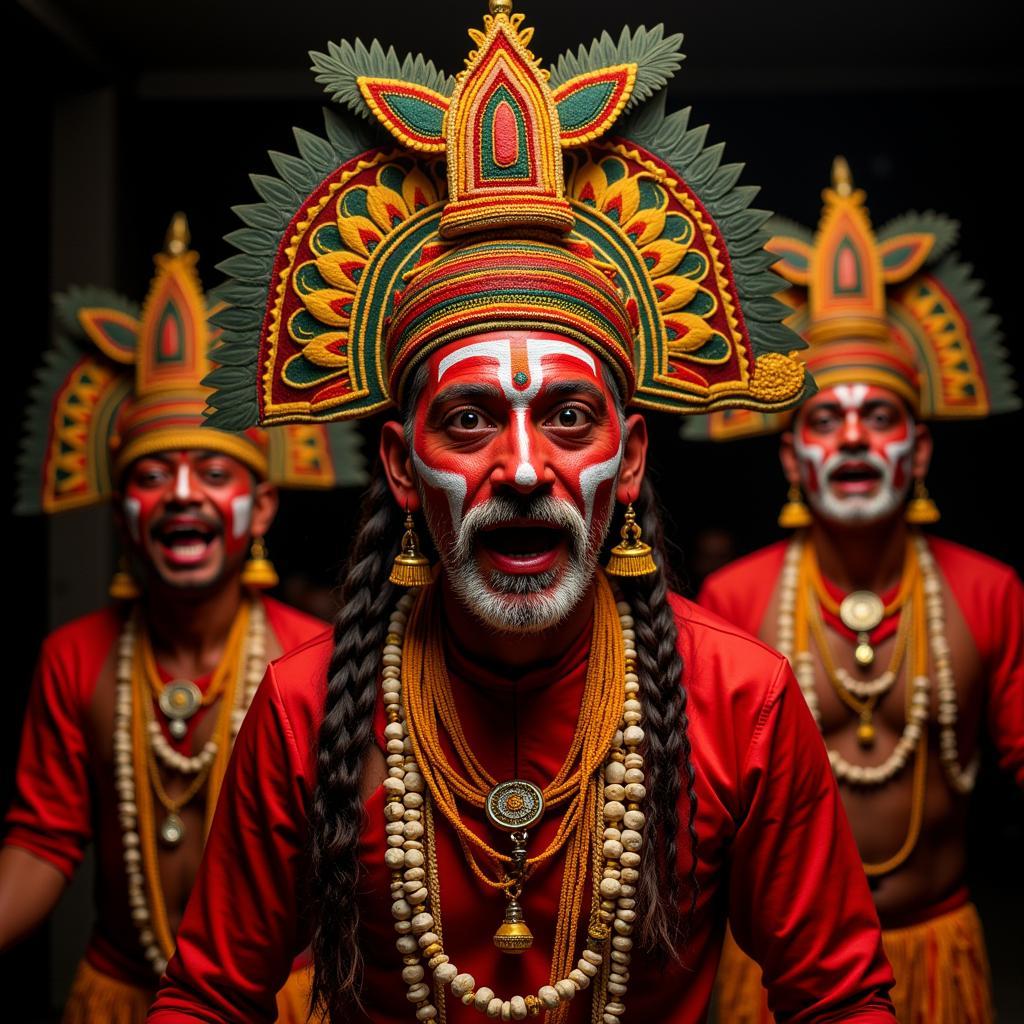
[840,409,867,450]
[172,463,201,503]
[489,412,553,495]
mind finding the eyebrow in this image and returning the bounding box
[541,379,607,405]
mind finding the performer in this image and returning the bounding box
[0,216,365,1023]
[696,161,1022,1024]
[152,5,897,1022]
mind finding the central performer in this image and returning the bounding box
[151,3,897,1021]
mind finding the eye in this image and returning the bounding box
[807,409,840,432]
[441,406,494,436]
[546,403,594,433]
[457,410,480,430]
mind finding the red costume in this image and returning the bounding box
[150,593,894,1023]
[3,596,326,988]
[699,538,1024,789]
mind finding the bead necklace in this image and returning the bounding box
[113,599,266,975]
[778,534,977,875]
[383,578,644,1023]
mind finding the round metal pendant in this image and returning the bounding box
[854,641,876,668]
[485,780,544,832]
[159,812,185,846]
[159,679,202,729]
[839,591,884,634]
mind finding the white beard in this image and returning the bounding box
[426,492,615,634]
[799,443,914,525]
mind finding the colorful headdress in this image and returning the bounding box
[204,0,813,432]
[686,157,1019,440]
[16,215,366,516]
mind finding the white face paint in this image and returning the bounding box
[123,497,142,543]
[230,494,253,539]
[436,336,604,490]
[173,463,192,502]
[795,383,916,525]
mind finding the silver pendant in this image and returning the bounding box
[839,591,884,633]
[159,679,202,739]
[485,779,544,832]
[159,812,185,846]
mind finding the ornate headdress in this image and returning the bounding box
[685,157,1019,440]
[204,0,813,432]
[16,214,365,516]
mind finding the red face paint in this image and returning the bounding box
[793,383,915,523]
[121,450,256,589]
[407,331,624,585]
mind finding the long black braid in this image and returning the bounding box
[309,469,401,1019]
[618,475,700,959]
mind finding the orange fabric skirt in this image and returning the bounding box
[61,958,316,1024]
[715,901,994,1024]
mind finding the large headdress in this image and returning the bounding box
[204,0,813,432]
[16,215,365,515]
[686,157,1019,440]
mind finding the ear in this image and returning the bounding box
[380,420,421,512]
[250,482,280,539]
[614,413,648,503]
[779,429,801,486]
[911,420,933,480]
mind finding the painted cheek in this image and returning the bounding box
[209,484,256,560]
[123,486,166,549]
[794,425,829,496]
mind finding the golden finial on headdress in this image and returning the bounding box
[489,0,513,15]
[832,155,853,197]
[164,212,190,256]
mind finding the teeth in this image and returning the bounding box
[168,542,206,558]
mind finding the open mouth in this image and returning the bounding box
[476,522,567,575]
[828,461,883,495]
[153,519,221,568]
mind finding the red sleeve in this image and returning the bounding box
[981,568,1024,785]
[149,663,311,1023]
[3,633,97,879]
[728,661,896,1023]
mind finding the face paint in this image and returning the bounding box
[123,497,142,543]
[409,330,625,631]
[794,383,916,525]
[121,450,257,589]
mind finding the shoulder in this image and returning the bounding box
[668,590,791,733]
[260,595,331,650]
[35,606,123,705]
[257,627,333,759]
[926,535,1021,591]
[696,540,789,633]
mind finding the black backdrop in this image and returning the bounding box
[4,0,1022,1017]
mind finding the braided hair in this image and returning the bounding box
[309,469,401,1018]
[310,456,699,1018]
[619,475,699,957]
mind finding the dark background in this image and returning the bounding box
[4,0,1022,1019]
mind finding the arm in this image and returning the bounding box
[149,664,310,1023]
[0,846,67,950]
[1,637,93,948]
[728,662,896,1023]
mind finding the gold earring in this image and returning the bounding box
[778,483,812,529]
[109,555,140,601]
[905,478,940,524]
[605,502,657,577]
[241,537,279,589]
[389,512,433,587]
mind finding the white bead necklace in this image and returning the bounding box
[382,590,645,1022]
[778,535,976,793]
[113,599,267,975]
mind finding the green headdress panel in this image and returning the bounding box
[206,1,814,430]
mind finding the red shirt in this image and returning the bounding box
[698,536,1024,787]
[150,591,896,1023]
[3,596,327,987]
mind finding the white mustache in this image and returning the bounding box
[454,495,587,565]
[820,450,890,486]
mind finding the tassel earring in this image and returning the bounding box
[605,502,657,577]
[778,483,812,529]
[241,537,279,589]
[906,478,940,525]
[109,556,140,601]
[389,512,433,587]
